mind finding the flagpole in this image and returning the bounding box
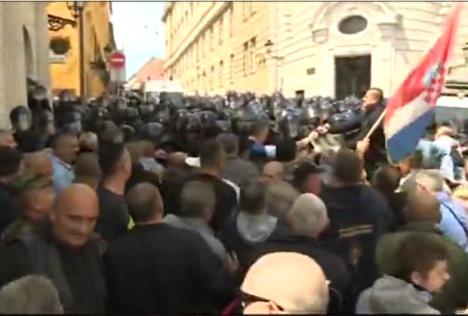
[363,108,387,140]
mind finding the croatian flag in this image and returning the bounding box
[384,3,462,162]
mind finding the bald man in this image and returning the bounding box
[241,252,329,314]
[262,161,285,184]
[0,184,106,313]
[350,87,387,175]
[105,182,235,314]
[23,151,53,179]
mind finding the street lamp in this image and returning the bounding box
[67,1,85,104]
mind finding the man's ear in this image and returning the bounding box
[410,271,424,287]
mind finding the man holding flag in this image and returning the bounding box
[383,3,462,164]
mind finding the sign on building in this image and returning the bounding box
[109,51,126,83]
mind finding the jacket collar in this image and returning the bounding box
[399,221,440,234]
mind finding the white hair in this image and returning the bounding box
[414,169,445,193]
[287,194,329,237]
[0,275,63,314]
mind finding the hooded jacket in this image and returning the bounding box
[219,211,278,269]
[356,275,440,314]
[376,222,468,313]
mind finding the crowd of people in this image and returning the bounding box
[0,86,468,314]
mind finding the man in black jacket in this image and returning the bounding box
[351,88,387,174]
[0,184,106,314]
[104,183,235,314]
[182,141,238,232]
[319,149,393,312]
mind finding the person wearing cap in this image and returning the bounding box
[292,160,323,195]
[1,174,55,242]
[238,252,329,314]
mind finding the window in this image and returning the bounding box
[229,8,233,37]
[249,2,254,15]
[219,16,223,45]
[243,42,249,76]
[338,15,368,35]
[209,27,214,49]
[219,60,224,88]
[250,37,256,74]
[230,54,234,83]
[201,34,205,56]
[210,65,215,91]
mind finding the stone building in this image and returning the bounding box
[163,2,274,95]
[127,57,165,91]
[48,2,115,99]
[0,2,50,128]
[163,2,468,98]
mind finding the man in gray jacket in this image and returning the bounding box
[356,233,450,314]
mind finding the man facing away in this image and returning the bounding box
[182,141,238,233]
[104,182,236,314]
[97,142,132,242]
[0,184,106,314]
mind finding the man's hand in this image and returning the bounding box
[356,138,370,158]
[225,251,239,274]
[154,149,167,160]
[315,123,330,135]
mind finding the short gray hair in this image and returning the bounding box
[180,181,216,218]
[0,275,62,314]
[287,194,329,237]
[266,181,299,219]
[413,169,445,193]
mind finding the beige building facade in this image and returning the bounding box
[164,2,468,98]
[0,2,50,128]
[163,1,276,95]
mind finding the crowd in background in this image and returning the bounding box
[0,87,467,314]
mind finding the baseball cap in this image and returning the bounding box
[293,161,324,185]
[11,174,52,192]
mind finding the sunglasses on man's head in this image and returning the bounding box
[240,280,332,313]
[239,291,285,312]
